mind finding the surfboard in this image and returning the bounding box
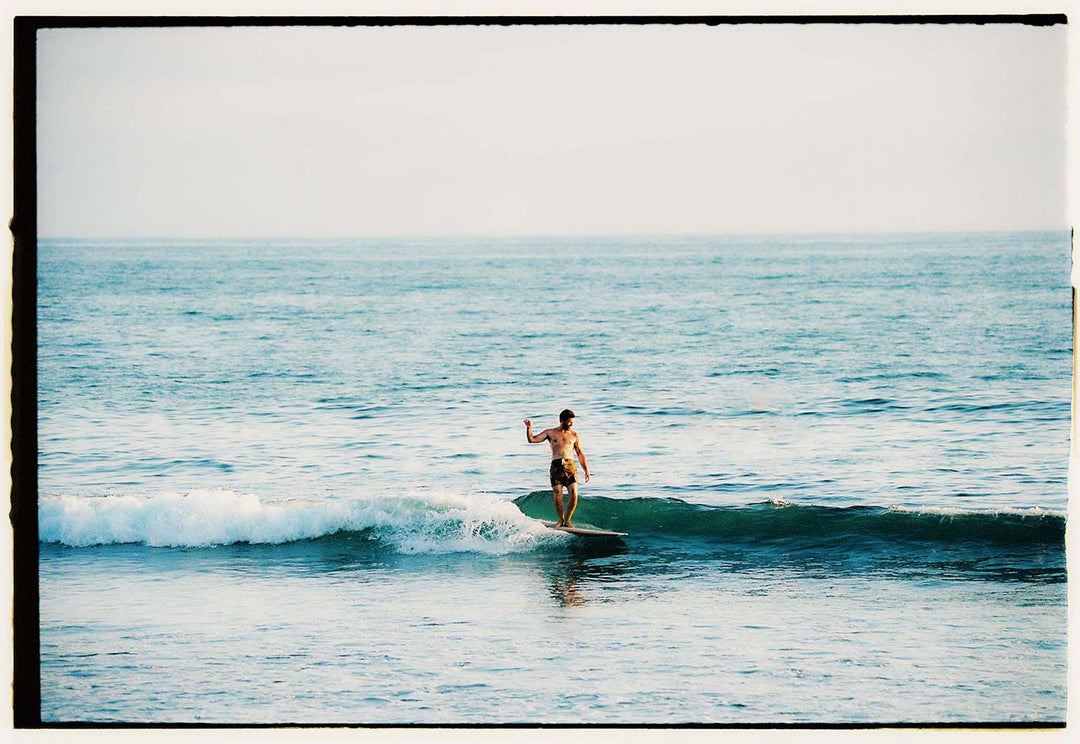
[542,521,627,538]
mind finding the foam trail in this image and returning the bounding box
[39,489,560,553]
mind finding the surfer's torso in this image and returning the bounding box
[543,427,579,460]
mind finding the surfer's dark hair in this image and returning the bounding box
[559,409,575,427]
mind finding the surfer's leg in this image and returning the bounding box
[564,482,578,527]
[553,485,565,526]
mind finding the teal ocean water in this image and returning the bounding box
[37,232,1069,724]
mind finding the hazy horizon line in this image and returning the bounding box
[36,227,1073,243]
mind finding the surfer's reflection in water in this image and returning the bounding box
[544,546,629,608]
[549,568,586,607]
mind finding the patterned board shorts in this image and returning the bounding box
[550,458,578,488]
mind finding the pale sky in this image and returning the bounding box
[36,21,1068,238]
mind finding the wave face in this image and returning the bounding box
[42,488,1065,555]
[38,489,561,554]
[514,492,1065,547]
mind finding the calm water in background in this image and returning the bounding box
[37,232,1069,723]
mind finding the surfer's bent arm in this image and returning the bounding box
[574,437,590,481]
[523,420,549,444]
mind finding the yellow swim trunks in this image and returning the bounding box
[549,458,578,488]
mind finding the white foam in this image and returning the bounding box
[884,503,1067,519]
[38,488,562,553]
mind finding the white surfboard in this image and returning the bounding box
[542,521,627,538]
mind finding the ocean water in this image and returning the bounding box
[36,232,1069,724]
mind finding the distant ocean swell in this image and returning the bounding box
[40,489,1064,552]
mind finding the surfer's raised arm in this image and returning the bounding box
[523,419,549,444]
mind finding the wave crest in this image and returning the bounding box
[39,489,558,553]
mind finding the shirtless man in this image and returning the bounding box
[524,409,590,528]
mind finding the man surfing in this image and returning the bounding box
[524,409,590,528]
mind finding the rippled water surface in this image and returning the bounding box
[37,232,1069,723]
